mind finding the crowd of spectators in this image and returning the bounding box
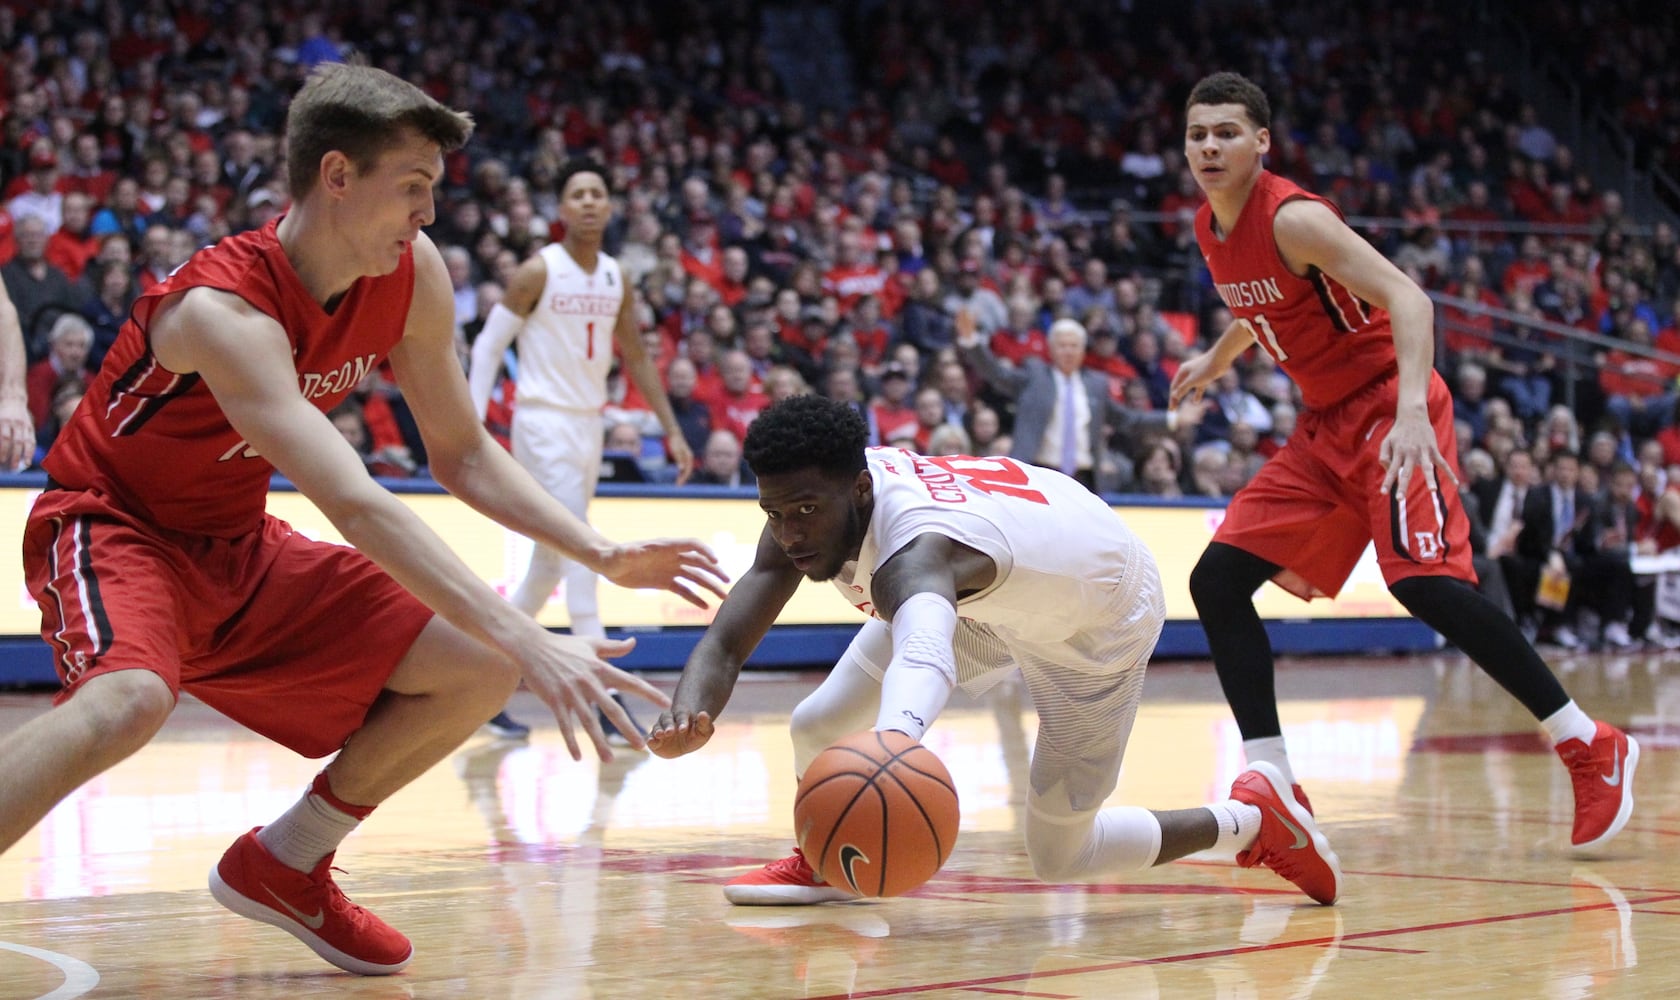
[4,0,1680,647]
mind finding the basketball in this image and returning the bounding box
[793,730,960,898]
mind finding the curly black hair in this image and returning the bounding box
[556,157,611,196]
[743,395,869,478]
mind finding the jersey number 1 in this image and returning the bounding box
[586,322,595,360]
[1241,313,1289,362]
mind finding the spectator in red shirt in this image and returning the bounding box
[1601,318,1679,437]
[823,229,899,316]
[841,294,891,373]
[712,245,751,306]
[1502,235,1552,300]
[698,348,769,442]
[43,193,101,283]
[1442,255,1505,361]
[989,296,1050,369]
[59,134,118,206]
[868,362,919,445]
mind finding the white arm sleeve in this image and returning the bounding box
[467,303,525,420]
[874,592,959,741]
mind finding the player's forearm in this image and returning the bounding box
[1208,319,1257,372]
[435,433,613,572]
[669,636,747,720]
[329,485,545,655]
[626,356,683,440]
[0,297,27,405]
[1387,287,1437,414]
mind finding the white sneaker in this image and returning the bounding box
[1603,621,1636,650]
[1550,625,1583,650]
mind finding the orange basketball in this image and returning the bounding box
[793,730,960,897]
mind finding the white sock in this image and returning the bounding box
[1207,800,1264,858]
[257,785,365,872]
[1243,736,1297,786]
[1540,701,1598,746]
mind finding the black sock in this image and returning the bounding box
[1190,543,1287,740]
[1389,575,1570,719]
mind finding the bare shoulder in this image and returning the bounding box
[1271,197,1344,244]
[151,287,284,373]
[408,232,452,298]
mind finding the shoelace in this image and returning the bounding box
[767,850,819,881]
[310,865,376,929]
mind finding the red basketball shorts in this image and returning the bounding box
[23,487,435,757]
[1213,370,1476,600]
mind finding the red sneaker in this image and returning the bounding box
[1293,784,1314,816]
[1232,762,1342,905]
[1557,722,1639,850]
[209,828,412,975]
[724,847,858,906]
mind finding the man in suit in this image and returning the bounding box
[1583,461,1640,649]
[958,316,1201,492]
[1476,447,1538,561]
[1510,449,1598,649]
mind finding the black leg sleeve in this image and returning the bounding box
[1189,542,1288,741]
[1389,575,1571,720]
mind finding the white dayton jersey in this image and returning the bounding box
[832,447,1164,685]
[518,243,623,411]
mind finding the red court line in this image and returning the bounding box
[1383,803,1680,838]
[1337,944,1427,954]
[958,989,1076,998]
[803,892,1680,999]
[1174,858,1680,896]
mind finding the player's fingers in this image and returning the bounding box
[604,666,668,708]
[593,696,639,753]
[694,712,714,740]
[667,580,710,609]
[680,566,731,600]
[549,698,583,761]
[1434,449,1461,486]
[591,637,635,659]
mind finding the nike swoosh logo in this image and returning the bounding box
[263,885,326,930]
[1603,752,1622,787]
[838,845,869,894]
[1269,807,1309,850]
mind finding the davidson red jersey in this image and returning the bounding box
[1194,171,1397,409]
[45,218,415,537]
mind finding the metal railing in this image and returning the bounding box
[1428,289,1680,416]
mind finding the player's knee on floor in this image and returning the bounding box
[70,669,176,752]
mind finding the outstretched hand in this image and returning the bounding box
[598,538,730,608]
[518,635,671,761]
[647,710,715,759]
[1168,351,1223,408]
[1378,410,1459,496]
[669,437,695,486]
[0,396,32,470]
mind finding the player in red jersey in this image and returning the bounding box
[1170,72,1636,861]
[0,65,725,977]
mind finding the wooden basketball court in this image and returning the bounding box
[1,651,1674,998]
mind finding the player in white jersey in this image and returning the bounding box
[647,395,1343,906]
[470,160,695,739]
